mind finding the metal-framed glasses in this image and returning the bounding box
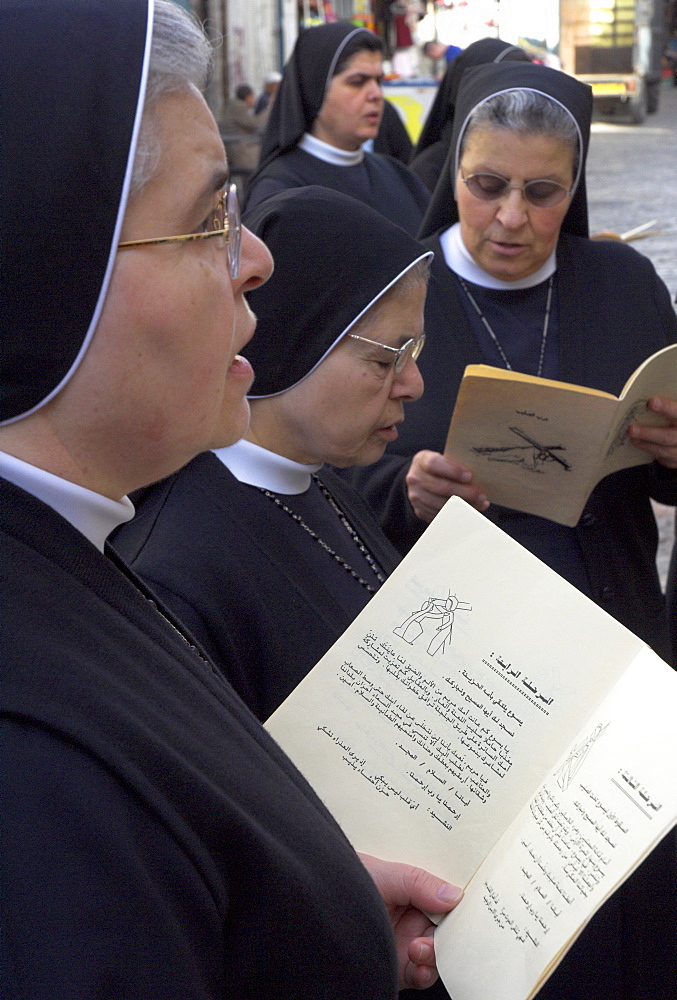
[460,168,572,208]
[118,182,242,278]
[348,332,426,373]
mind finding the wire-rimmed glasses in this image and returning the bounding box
[347,332,426,373]
[118,182,242,278]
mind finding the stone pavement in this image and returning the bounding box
[585,82,677,588]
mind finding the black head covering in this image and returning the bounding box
[413,38,531,159]
[255,22,382,175]
[0,0,151,424]
[242,187,432,398]
[418,61,593,241]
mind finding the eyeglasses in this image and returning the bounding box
[118,183,242,278]
[460,168,572,208]
[348,332,426,373]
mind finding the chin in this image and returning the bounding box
[352,444,387,467]
[212,398,251,451]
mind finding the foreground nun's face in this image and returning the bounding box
[51,86,272,498]
[457,126,574,282]
[258,280,426,468]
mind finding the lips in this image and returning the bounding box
[228,353,254,383]
[488,239,527,256]
[376,416,404,441]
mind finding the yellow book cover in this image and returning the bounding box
[443,343,677,526]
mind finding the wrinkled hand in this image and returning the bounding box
[359,853,463,991]
[406,450,489,523]
[627,396,677,469]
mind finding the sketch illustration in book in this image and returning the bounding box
[471,426,571,474]
[554,722,609,792]
[393,593,472,655]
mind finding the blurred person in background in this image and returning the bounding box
[255,70,282,115]
[245,21,430,235]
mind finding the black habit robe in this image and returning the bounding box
[1,477,399,998]
[112,454,401,722]
[245,141,430,237]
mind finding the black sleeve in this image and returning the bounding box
[0,718,226,1000]
[408,143,445,194]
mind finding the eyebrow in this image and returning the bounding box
[182,168,229,226]
[463,165,567,182]
[202,168,229,199]
[345,72,384,85]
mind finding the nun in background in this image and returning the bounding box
[409,37,532,193]
[344,59,677,1000]
[244,22,430,235]
[112,186,431,723]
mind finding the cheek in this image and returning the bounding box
[345,382,392,440]
[534,211,566,246]
[132,259,233,361]
[460,199,492,242]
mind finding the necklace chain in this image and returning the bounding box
[257,475,386,594]
[458,274,554,378]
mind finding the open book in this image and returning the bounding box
[443,342,677,526]
[265,498,677,1000]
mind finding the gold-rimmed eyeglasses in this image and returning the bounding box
[118,182,242,278]
[348,332,426,373]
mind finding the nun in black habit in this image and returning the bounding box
[0,2,462,995]
[343,60,677,1000]
[113,186,432,723]
[244,21,430,235]
[408,36,532,193]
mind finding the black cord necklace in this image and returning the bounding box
[257,475,386,594]
[457,273,554,377]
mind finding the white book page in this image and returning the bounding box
[434,645,677,1000]
[266,499,648,885]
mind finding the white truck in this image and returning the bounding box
[502,0,666,123]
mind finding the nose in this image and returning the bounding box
[391,357,424,403]
[238,226,273,291]
[495,187,529,230]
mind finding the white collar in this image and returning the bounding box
[0,450,134,552]
[299,132,365,166]
[212,438,323,495]
[440,222,557,290]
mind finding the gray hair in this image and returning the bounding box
[130,0,213,193]
[459,88,580,178]
[350,257,431,340]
